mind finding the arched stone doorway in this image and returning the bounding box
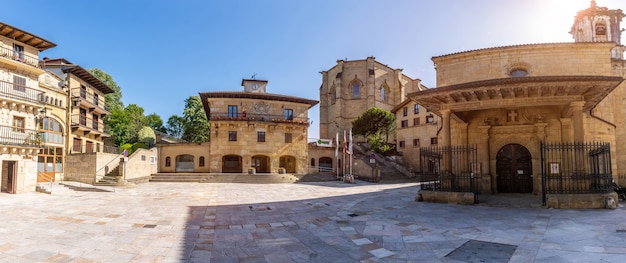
[279,155,296,173]
[496,144,533,193]
[176,155,195,172]
[319,157,332,172]
[252,155,270,173]
[222,155,242,173]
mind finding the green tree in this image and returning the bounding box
[107,104,148,146]
[181,96,210,142]
[87,68,123,111]
[137,126,156,146]
[166,115,185,139]
[352,108,396,140]
[146,113,167,133]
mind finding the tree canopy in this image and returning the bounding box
[87,68,123,111]
[352,108,396,140]
[180,96,210,142]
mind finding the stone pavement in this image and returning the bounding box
[1,181,626,262]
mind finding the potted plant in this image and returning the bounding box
[278,167,286,174]
[248,167,256,174]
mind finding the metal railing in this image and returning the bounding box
[541,142,613,203]
[0,45,41,68]
[210,113,310,125]
[70,114,105,133]
[419,145,479,199]
[0,125,42,147]
[0,79,42,104]
[72,89,109,112]
[71,144,119,154]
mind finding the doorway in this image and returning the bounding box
[496,144,533,193]
[251,155,270,173]
[1,161,17,194]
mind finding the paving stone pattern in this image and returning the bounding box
[1,181,626,262]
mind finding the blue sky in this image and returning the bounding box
[3,0,624,141]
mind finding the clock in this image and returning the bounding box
[252,84,259,90]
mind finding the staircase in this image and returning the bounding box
[352,143,415,183]
[150,173,300,184]
[94,165,120,186]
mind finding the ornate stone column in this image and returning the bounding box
[477,125,492,194]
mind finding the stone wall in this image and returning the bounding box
[158,142,210,173]
[65,152,119,184]
[122,148,158,181]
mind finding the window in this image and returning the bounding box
[381,86,386,102]
[285,133,292,143]
[401,120,408,128]
[426,115,434,123]
[80,85,87,99]
[94,94,99,106]
[352,82,360,98]
[13,75,25,92]
[141,155,146,161]
[92,114,99,130]
[39,117,63,144]
[413,139,419,147]
[399,141,405,148]
[228,131,237,141]
[13,44,24,61]
[284,109,293,120]
[596,22,606,35]
[414,104,419,114]
[310,158,315,167]
[431,137,438,145]
[79,108,87,126]
[510,69,528,77]
[413,118,420,126]
[13,116,25,132]
[257,131,265,142]
[228,105,238,117]
[165,157,171,167]
[199,157,205,167]
[403,107,408,116]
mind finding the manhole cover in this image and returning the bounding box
[446,240,517,263]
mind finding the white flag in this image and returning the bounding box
[348,128,353,155]
[335,132,339,157]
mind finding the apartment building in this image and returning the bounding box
[0,22,56,193]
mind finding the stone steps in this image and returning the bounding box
[150,173,299,184]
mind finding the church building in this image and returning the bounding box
[409,1,625,207]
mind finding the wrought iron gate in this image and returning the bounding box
[419,145,479,198]
[540,142,613,205]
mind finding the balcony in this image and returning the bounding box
[71,89,109,114]
[71,114,109,137]
[210,113,310,125]
[0,46,43,74]
[0,79,43,106]
[0,124,42,148]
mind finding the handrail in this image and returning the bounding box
[36,172,54,192]
[94,153,124,183]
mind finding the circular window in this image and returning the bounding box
[510,69,528,77]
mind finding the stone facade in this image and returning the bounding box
[319,57,427,142]
[392,99,441,172]
[0,22,55,193]
[158,142,211,173]
[409,1,626,196]
[199,79,318,174]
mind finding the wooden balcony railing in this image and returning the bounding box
[0,45,41,68]
[0,124,42,147]
[0,79,42,104]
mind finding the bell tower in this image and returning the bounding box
[570,1,625,59]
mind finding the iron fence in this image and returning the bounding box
[419,145,479,195]
[541,142,613,204]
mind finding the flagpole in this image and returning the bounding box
[343,130,346,179]
[349,128,353,180]
[335,132,339,179]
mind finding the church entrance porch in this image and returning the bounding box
[496,144,533,193]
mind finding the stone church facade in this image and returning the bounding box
[409,1,626,197]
